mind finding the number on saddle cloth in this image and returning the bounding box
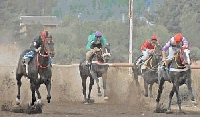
[135,55,143,63]
[24,51,35,58]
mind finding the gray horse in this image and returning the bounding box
[16,37,55,106]
[132,44,162,97]
[79,45,111,103]
[156,48,196,113]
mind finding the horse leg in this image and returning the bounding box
[81,76,87,102]
[186,75,195,102]
[35,79,42,104]
[35,89,42,104]
[133,71,141,94]
[156,79,165,109]
[143,81,148,97]
[133,71,140,87]
[91,72,102,96]
[102,79,108,100]
[30,79,36,106]
[102,73,108,100]
[88,76,94,102]
[149,83,154,98]
[45,78,51,103]
[16,73,23,105]
[175,85,183,113]
[95,78,102,97]
[166,85,175,113]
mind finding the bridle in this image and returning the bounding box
[37,37,53,69]
[42,37,53,56]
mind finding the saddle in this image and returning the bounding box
[164,52,186,72]
[141,55,153,70]
[90,49,105,64]
[86,49,103,69]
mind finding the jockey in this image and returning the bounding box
[162,33,189,68]
[136,35,158,66]
[23,30,51,74]
[85,31,109,65]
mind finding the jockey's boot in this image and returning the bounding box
[85,60,88,64]
[86,50,93,66]
[164,60,171,71]
[25,63,28,75]
[136,58,143,66]
[23,57,30,76]
[85,60,90,66]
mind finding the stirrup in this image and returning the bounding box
[85,61,91,66]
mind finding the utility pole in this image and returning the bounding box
[129,0,133,74]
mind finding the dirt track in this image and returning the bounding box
[0,44,200,117]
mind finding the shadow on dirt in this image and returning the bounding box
[1,101,43,114]
[154,103,200,115]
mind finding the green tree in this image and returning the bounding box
[53,8,62,18]
[155,0,200,46]
[0,0,58,44]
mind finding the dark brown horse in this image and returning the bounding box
[132,43,162,97]
[79,45,111,104]
[156,48,196,113]
[16,36,55,106]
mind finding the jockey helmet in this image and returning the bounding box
[95,31,102,37]
[174,33,183,43]
[151,35,158,41]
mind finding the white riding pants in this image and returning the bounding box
[167,47,180,60]
[141,50,150,61]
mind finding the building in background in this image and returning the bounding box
[20,16,60,36]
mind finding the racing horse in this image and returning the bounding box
[132,43,162,97]
[156,47,196,113]
[15,36,55,106]
[79,45,111,103]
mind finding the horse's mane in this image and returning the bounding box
[173,52,186,69]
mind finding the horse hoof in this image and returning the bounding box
[88,99,95,104]
[47,97,51,103]
[16,102,20,105]
[165,109,173,114]
[84,99,94,105]
[28,102,33,107]
[104,97,109,100]
[191,100,197,107]
[47,100,50,103]
[178,111,186,115]
[84,102,89,105]
[154,103,167,113]
[98,93,102,97]
[37,99,42,104]
[83,100,87,104]
[16,98,21,105]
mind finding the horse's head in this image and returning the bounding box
[151,43,162,65]
[41,35,55,57]
[182,48,191,65]
[101,44,111,63]
[173,47,191,68]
